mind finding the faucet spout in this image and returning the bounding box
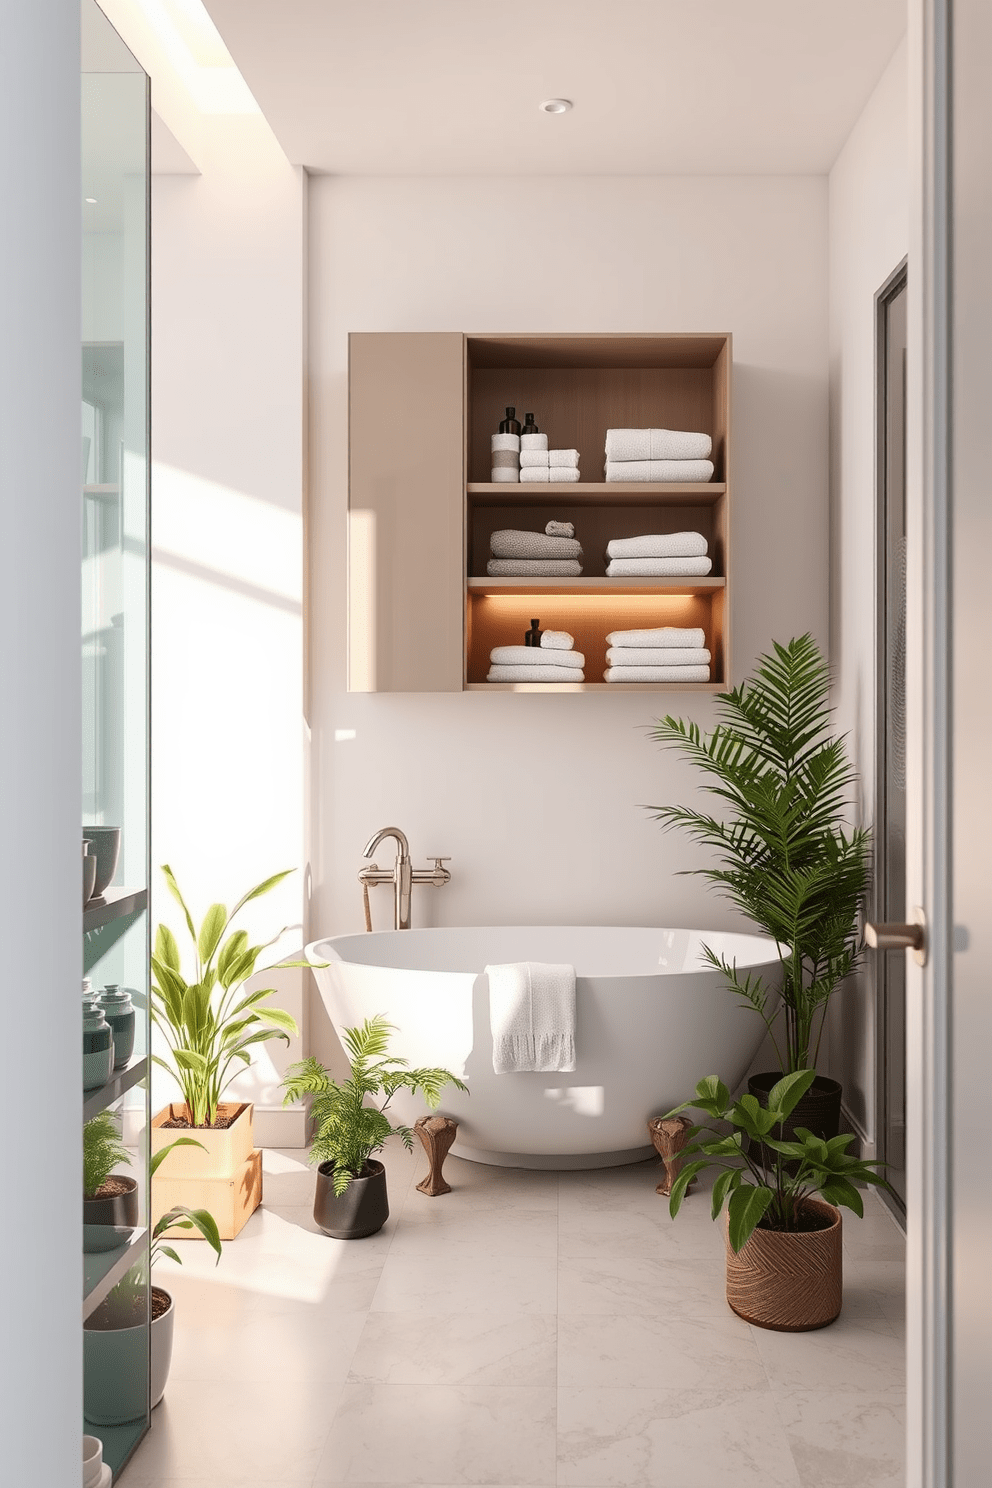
[358,827,450,932]
[363,825,410,861]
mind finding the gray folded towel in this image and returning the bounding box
[520,467,581,483]
[541,629,574,650]
[490,529,583,560]
[520,432,549,451]
[604,665,711,683]
[607,646,711,667]
[487,664,586,683]
[606,557,712,577]
[491,468,519,483]
[545,521,574,538]
[491,449,520,470]
[605,459,714,483]
[486,560,583,577]
[490,645,585,668]
[606,532,708,560]
[605,428,713,462]
[606,626,706,648]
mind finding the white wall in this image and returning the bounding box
[827,42,909,1139]
[308,175,830,1061]
[151,115,307,1136]
[0,2,82,1479]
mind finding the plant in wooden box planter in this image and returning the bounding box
[649,635,871,1148]
[151,865,309,1239]
[664,1070,887,1331]
[84,1137,221,1423]
[283,1014,468,1239]
[83,1110,139,1254]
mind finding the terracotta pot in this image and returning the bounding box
[313,1159,389,1239]
[84,1286,174,1423]
[83,1176,139,1253]
[725,1197,842,1331]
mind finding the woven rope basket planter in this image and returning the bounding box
[725,1198,842,1331]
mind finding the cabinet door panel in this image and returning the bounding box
[349,333,464,691]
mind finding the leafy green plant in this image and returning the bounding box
[649,634,871,1072]
[152,865,309,1127]
[83,1110,132,1198]
[283,1014,468,1195]
[665,1069,888,1253]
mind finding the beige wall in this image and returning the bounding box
[827,41,909,1141]
[307,174,830,1059]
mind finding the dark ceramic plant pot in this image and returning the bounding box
[746,1071,843,1170]
[313,1159,388,1239]
[82,825,121,898]
[83,1176,139,1253]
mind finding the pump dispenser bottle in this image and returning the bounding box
[498,406,521,435]
[524,618,542,647]
[521,413,539,436]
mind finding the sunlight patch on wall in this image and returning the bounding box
[133,0,260,113]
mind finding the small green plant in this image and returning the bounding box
[152,865,310,1127]
[649,634,872,1073]
[283,1014,468,1195]
[664,1069,888,1253]
[83,1111,132,1198]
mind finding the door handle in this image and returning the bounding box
[864,907,928,966]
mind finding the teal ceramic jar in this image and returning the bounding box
[98,985,135,1068]
[83,1001,114,1090]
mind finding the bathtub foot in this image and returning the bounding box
[648,1114,696,1197]
[415,1115,458,1196]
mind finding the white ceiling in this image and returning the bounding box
[203,0,906,175]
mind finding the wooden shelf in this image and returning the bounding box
[469,577,724,596]
[467,481,726,505]
[83,1225,148,1321]
[83,885,148,933]
[83,1055,148,1122]
[467,681,724,693]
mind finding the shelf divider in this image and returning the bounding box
[83,1055,149,1123]
[83,1226,149,1321]
[83,886,148,933]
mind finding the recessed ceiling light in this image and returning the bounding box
[85,197,97,203]
[539,99,572,115]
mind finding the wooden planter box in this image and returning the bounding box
[151,1102,262,1239]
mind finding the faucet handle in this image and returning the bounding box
[428,856,451,884]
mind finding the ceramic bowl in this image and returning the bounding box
[82,826,121,897]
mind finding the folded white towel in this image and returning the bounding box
[606,626,706,648]
[605,428,713,462]
[487,665,586,683]
[490,529,583,560]
[491,468,519,483]
[520,432,549,451]
[606,532,708,560]
[490,645,585,668]
[491,432,521,451]
[521,467,581,483]
[606,557,712,577]
[486,559,583,577]
[541,629,574,650]
[604,665,711,683]
[607,646,711,667]
[545,521,574,539]
[605,459,715,483]
[520,449,550,468]
[550,448,579,468]
[487,961,577,1073]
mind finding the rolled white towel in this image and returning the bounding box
[491,468,520,483]
[490,645,585,668]
[606,626,705,648]
[487,961,576,1073]
[541,629,574,650]
[606,531,708,560]
[490,529,583,560]
[520,449,550,468]
[491,432,521,451]
[606,556,712,577]
[605,459,714,483]
[549,448,579,468]
[520,432,549,451]
[520,467,581,483]
[604,665,711,683]
[487,664,586,683]
[605,428,713,462]
[607,646,711,667]
[545,521,574,538]
[486,559,583,577]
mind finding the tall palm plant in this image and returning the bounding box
[649,634,870,1073]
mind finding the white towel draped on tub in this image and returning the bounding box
[487,961,577,1073]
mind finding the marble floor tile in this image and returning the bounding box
[774,1387,905,1487]
[312,1383,556,1484]
[557,1253,727,1318]
[557,1384,802,1487]
[348,1312,557,1386]
[751,1311,906,1395]
[559,1310,766,1391]
[371,1253,558,1314]
[388,1204,558,1258]
[420,1157,561,1211]
[168,1302,367,1383]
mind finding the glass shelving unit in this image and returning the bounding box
[81,2,150,1476]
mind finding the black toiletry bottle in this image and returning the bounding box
[524,618,542,647]
[498,406,521,435]
[521,413,540,436]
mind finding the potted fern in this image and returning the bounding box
[151,865,307,1237]
[283,1014,468,1239]
[84,1137,221,1423]
[83,1111,139,1253]
[649,634,871,1145]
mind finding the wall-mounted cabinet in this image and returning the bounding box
[349,331,731,692]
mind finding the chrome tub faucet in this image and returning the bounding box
[359,826,451,930]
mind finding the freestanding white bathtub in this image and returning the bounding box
[306,926,779,1169]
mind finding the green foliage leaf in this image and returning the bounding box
[150,1136,207,1180]
[83,1111,132,1197]
[227,869,295,922]
[154,1204,222,1261]
[667,1160,708,1218]
[255,1006,299,1037]
[768,1069,817,1121]
[727,1183,773,1254]
[160,863,197,943]
[711,1165,740,1220]
[155,923,181,973]
[817,1177,864,1216]
[197,903,227,967]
